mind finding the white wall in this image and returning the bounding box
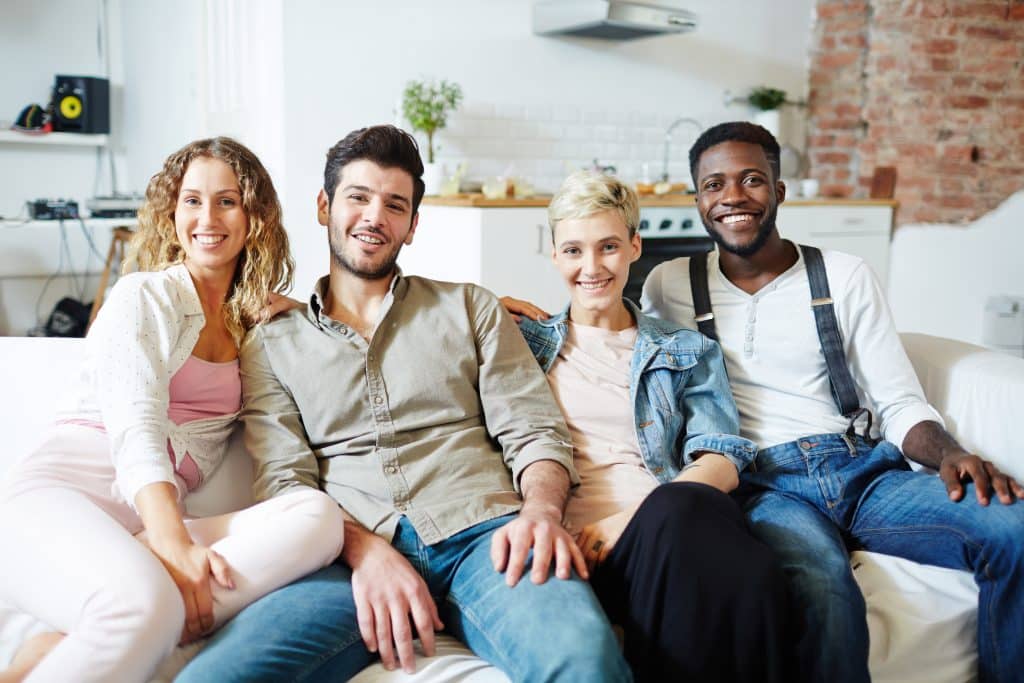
[0,0,205,335]
[888,191,1024,352]
[279,0,816,295]
[1,0,817,328]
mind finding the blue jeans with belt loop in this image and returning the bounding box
[737,433,1024,683]
[176,513,631,682]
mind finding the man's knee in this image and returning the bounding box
[532,606,630,681]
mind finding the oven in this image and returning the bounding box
[624,205,715,303]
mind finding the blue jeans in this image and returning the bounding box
[737,434,1024,683]
[176,513,631,682]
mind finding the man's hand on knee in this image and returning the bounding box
[939,449,1024,506]
[490,502,587,587]
[345,524,443,673]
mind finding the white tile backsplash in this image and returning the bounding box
[433,101,700,194]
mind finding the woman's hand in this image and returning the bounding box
[261,292,304,322]
[146,536,234,644]
[575,505,638,572]
[499,296,550,323]
[134,482,234,644]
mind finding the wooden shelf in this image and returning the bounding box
[0,130,109,147]
[0,218,135,229]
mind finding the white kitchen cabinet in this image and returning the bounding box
[777,203,894,288]
[399,206,567,312]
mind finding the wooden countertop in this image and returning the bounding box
[421,194,898,208]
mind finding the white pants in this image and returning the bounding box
[0,427,344,683]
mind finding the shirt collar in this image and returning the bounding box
[307,268,408,330]
[167,263,205,319]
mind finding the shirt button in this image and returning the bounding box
[339,325,348,334]
[368,354,375,363]
[396,502,408,512]
[385,465,397,474]
[374,396,384,405]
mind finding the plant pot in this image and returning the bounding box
[753,109,781,139]
[422,162,445,196]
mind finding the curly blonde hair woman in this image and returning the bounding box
[128,136,294,343]
[0,138,344,683]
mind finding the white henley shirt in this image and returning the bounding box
[641,246,941,450]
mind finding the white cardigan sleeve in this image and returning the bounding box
[88,272,199,508]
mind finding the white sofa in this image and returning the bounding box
[1,333,1021,683]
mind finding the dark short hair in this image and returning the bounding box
[689,121,781,186]
[323,125,426,214]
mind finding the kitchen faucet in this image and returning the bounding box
[661,117,703,182]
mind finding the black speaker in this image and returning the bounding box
[52,75,110,134]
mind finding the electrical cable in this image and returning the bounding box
[34,226,69,326]
[77,217,106,261]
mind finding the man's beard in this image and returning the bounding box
[329,227,402,280]
[700,204,779,258]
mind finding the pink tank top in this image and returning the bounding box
[166,355,241,490]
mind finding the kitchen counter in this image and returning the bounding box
[421,194,898,208]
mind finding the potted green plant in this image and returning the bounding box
[747,86,789,139]
[402,78,463,195]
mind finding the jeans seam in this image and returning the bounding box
[294,628,368,682]
[444,592,521,680]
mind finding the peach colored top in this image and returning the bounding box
[546,322,657,536]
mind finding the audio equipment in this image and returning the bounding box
[51,75,110,134]
[27,199,80,220]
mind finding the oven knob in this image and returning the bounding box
[681,218,693,229]
[658,219,672,231]
[639,219,649,231]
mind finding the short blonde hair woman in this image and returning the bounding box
[506,170,794,681]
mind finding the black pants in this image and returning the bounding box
[591,482,795,683]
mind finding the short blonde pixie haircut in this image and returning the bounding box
[547,170,640,242]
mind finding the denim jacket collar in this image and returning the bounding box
[526,299,694,373]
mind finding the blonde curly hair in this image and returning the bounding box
[126,137,294,344]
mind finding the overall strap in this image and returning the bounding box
[799,245,871,438]
[688,252,718,341]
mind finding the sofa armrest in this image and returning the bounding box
[900,332,1024,480]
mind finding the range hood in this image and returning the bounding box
[533,0,697,40]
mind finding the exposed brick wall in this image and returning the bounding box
[807,0,1024,224]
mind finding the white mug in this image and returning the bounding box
[800,178,820,199]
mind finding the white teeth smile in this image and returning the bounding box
[194,235,226,245]
[722,214,755,224]
[355,234,384,245]
[578,280,611,290]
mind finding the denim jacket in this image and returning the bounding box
[518,300,757,481]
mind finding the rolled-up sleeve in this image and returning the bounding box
[681,338,758,471]
[840,262,943,451]
[240,326,322,501]
[469,287,578,491]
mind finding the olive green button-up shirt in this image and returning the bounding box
[239,273,576,545]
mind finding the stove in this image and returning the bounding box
[625,205,715,304]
